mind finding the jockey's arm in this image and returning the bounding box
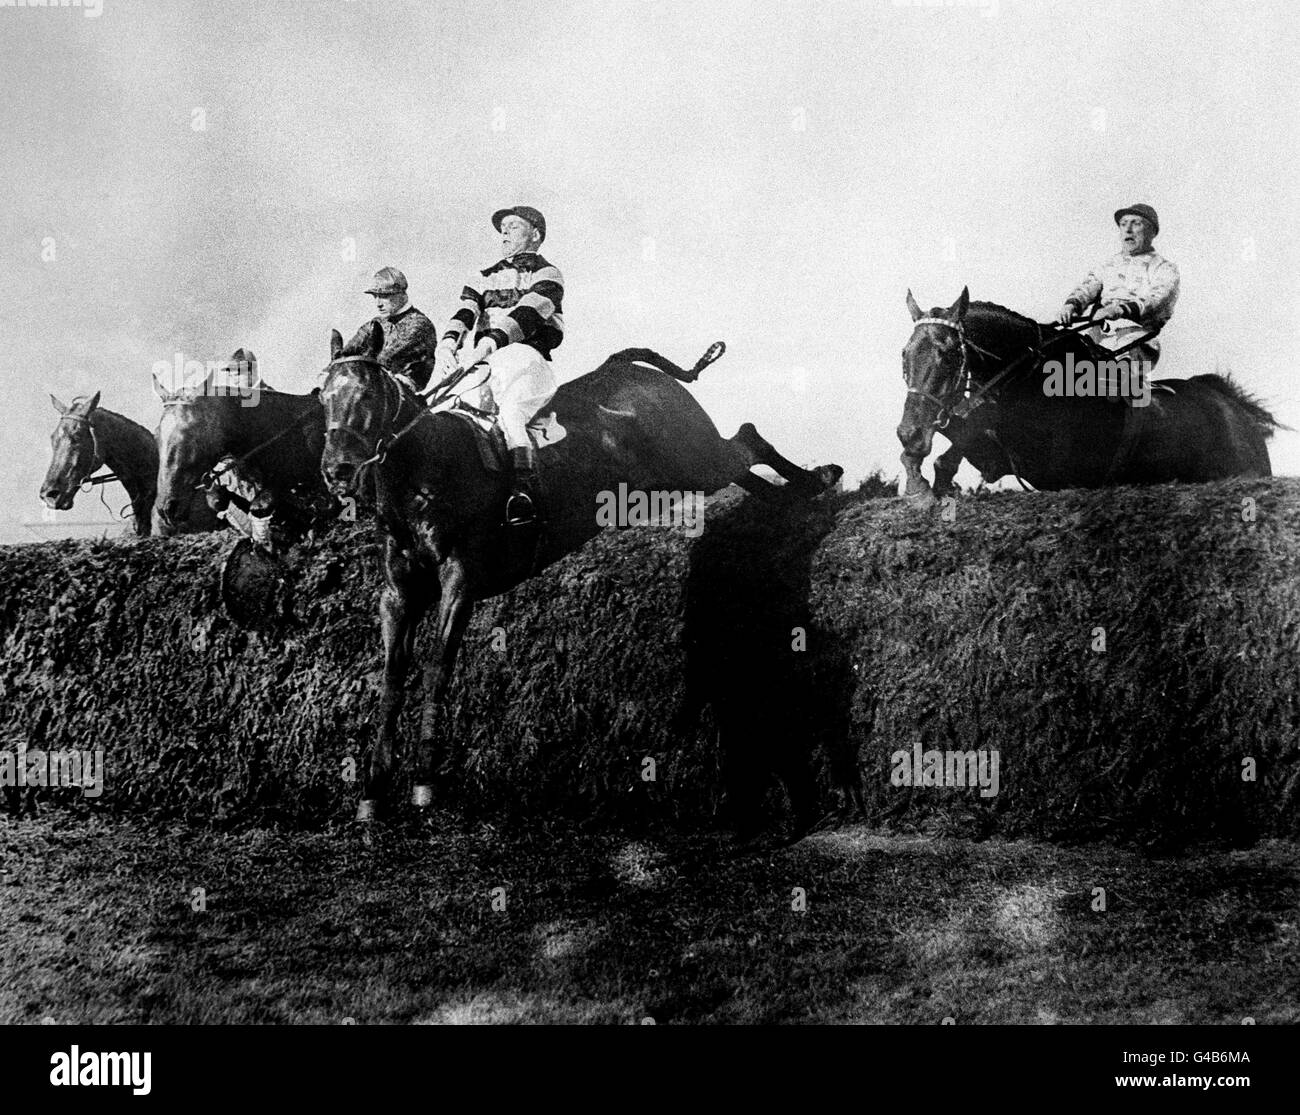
[437,280,485,375]
[1059,268,1104,323]
[1126,259,1180,330]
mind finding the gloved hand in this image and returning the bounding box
[1094,302,1126,321]
[458,337,497,371]
[1057,303,1079,326]
[433,341,458,380]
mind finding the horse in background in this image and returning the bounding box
[897,289,1281,499]
[42,392,163,536]
[153,370,329,536]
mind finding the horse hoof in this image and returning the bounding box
[411,785,433,808]
[904,484,936,507]
[815,464,844,493]
[356,800,377,822]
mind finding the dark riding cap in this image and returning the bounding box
[365,267,408,296]
[1114,203,1159,235]
[492,206,546,244]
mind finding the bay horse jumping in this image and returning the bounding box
[897,289,1281,499]
[42,392,161,536]
[319,323,843,820]
[153,370,329,536]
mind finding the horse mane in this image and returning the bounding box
[1189,371,1288,435]
[967,300,1042,329]
[962,301,1057,388]
[71,399,155,441]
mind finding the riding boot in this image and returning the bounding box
[506,445,540,526]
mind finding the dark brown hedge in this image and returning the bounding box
[2,478,1297,845]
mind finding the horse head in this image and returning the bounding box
[897,287,971,462]
[319,322,401,497]
[154,366,230,530]
[41,391,102,510]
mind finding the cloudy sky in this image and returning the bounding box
[1,0,1296,542]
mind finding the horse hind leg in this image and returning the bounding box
[730,422,842,496]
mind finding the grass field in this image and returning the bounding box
[2,810,1296,1025]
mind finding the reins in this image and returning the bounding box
[323,356,493,473]
[905,311,1103,430]
[163,390,325,492]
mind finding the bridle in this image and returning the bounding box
[321,355,493,474]
[57,413,114,490]
[904,316,1009,431]
[905,313,1100,432]
[161,388,325,494]
[322,356,405,472]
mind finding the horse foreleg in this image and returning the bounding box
[411,558,474,808]
[731,422,842,496]
[932,444,964,497]
[359,542,431,821]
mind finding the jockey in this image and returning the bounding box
[203,454,276,550]
[1057,203,1180,372]
[345,267,440,390]
[222,348,263,390]
[430,205,562,527]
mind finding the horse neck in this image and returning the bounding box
[91,409,157,498]
[241,392,321,477]
[964,306,1043,388]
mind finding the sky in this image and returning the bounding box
[1,0,1297,542]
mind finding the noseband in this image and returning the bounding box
[323,356,403,471]
[905,317,1009,431]
[904,317,975,431]
[58,414,104,488]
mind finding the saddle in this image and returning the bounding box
[443,403,567,473]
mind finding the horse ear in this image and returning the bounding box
[366,320,384,357]
[906,290,923,322]
[152,373,174,402]
[330,330,343,360]
[84,390,101,414]
[949,287,970,321]
[50,393,70,414]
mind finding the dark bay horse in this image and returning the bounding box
[153,371,329,535]
[897,289,1281,499]
[319,324,843,820]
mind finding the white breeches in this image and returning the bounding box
[1087,321,1162,368]
[474,343,558,450]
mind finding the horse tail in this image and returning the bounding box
[605,342,726,383]
[1190,373,1291,437]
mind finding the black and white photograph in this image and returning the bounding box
[0,0,1295,1091]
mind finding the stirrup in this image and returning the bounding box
[505,491,536,527]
